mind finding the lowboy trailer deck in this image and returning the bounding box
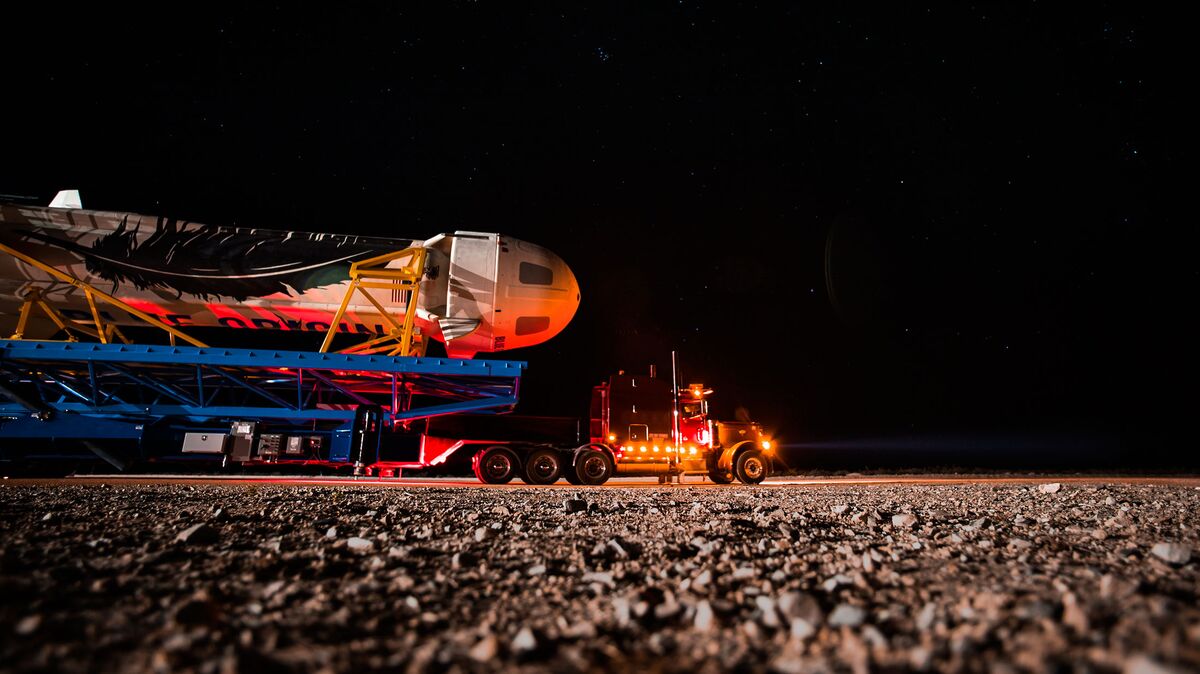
[0,341,771,484]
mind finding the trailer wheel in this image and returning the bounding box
[522,448,563,485]
[473,446,519,484]
[572,448,613,486]
[734,448,767,485]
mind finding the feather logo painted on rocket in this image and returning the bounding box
[18,217,390,301]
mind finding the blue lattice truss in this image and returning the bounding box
[0,341,525,442]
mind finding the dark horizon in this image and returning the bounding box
[2,5,1185,467]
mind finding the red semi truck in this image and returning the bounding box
[391,368,774,485]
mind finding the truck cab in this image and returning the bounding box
[589,371,772,484]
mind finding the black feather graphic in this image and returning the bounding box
[18,217,391,301]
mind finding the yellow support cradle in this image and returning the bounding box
[319,246,427,357]
[0,241,208,348]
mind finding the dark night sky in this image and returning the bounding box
[2,5,1186,466]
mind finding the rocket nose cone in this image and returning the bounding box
[560,252,581,317]
[499,238,580,350]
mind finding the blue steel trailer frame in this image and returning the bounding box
[0,340,525,468]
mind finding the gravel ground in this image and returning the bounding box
[1,482,1197,673]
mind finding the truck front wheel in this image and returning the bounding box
[522,448,563,485]
[572,448,613,486]
[473,446,519,484]
[735,449,768,485]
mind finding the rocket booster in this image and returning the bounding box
[0,193,580,358]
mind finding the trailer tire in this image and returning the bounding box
[572,448,613,486]
[734,448,768,485]
[522,448,563,485]
[473,446,519,484]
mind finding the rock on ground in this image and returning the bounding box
[1151,542,1192,565]
[0,481,1197,672]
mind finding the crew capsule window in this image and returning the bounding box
[519,262,554,286]
[515,316,551,335]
